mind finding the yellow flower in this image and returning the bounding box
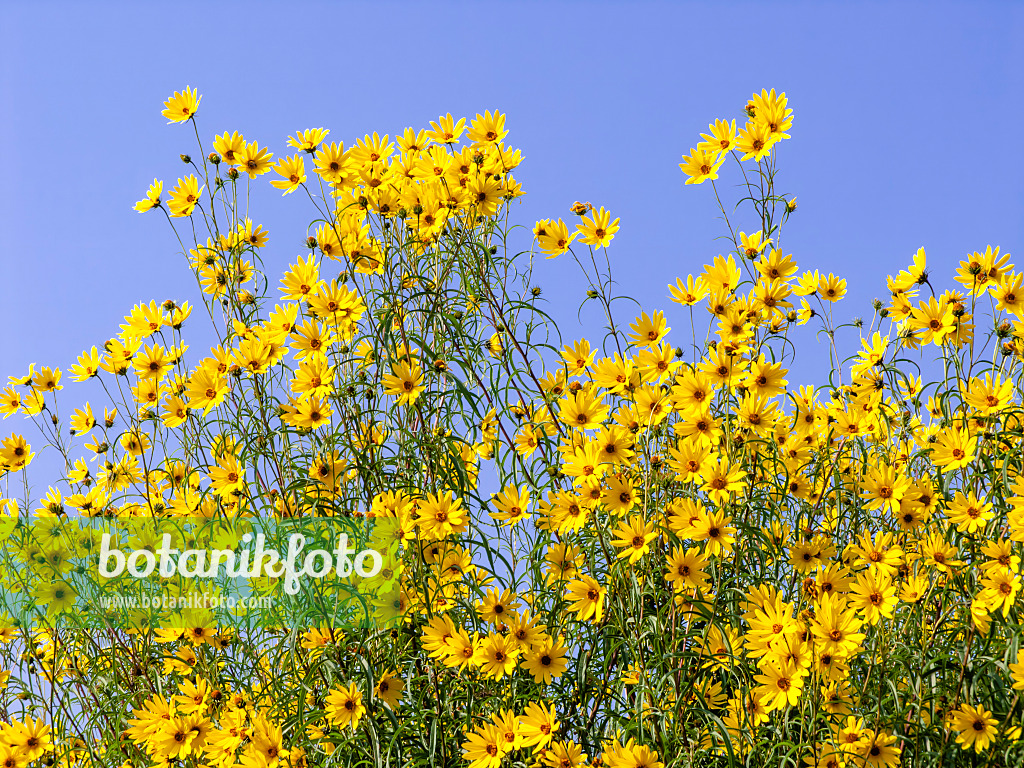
[665,546,710,593]
[286,128,329,152]
[461,722,506,768]
[949,704,998,752]
[134,178,162,212]
[415,491,467,540]
[519,701,558,751]
[270,154,307,195]
[467,110,507,145]
[475,634,520,680]
[610,515,657,563]
[575,206,620,248]
[565,576,605,623]
[382,361,425,406]
[167,175,204,218]
[944,490,993,534]
[668,275,709,306]
[849,570,898,625]
[753,660,804,712]
[161,86,201,123]
[931,427,975,473]
[237,140,274,179]
[325,683,365,731]
[679,147,725,184]
[535,218,577,258]
[735,121,776,162]
[520,636,568,684]
[908,296,956,345]
[817,272,847,302]
[698,118,738,155]
[628,311,670,348]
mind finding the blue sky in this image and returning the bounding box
[1,0,1022,442]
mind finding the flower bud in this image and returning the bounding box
[786,197,797,213]
[587,289,599,299]
[531,286,542,297]
[180,154,191,164]
[208,152,221,165]
[228,167,240,180]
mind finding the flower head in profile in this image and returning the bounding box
[161,87,201,123]
[134,179,162,212]
[287,128,329,153]
[270,155,307,195]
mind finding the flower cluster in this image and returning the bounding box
[0,88,1021,768]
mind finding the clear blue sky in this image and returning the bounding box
[1,0,1022,412]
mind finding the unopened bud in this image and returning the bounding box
[208,153,221,165]
[180,154,191,164]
